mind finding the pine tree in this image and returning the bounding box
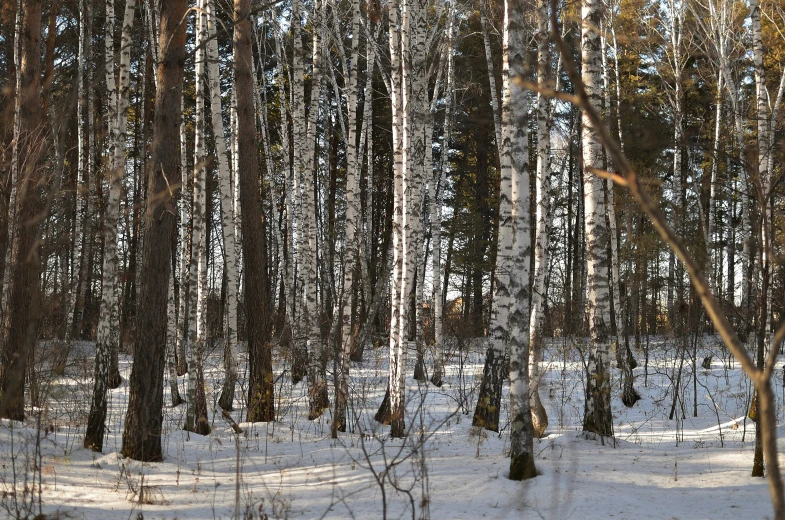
[121,0,188,461]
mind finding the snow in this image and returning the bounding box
[0,336,777,519]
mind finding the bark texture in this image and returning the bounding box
[121,0,187,461]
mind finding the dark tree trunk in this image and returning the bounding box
[0,0,44,423]
[120,0,187,462]
[235,0,274,423]
[0,1,16,288]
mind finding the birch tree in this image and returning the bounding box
[203,0,241,412]
[95,0,136,394]
[184,1,210,436]
[298,0,329,420]
[408,0,430,385]
[581,0,614,438]
[66,0,92,340]
[748,0,785,478]
[528,0,551,438]
[473,0,513,433]
[504,0,536,480]
[430,1,455,388]
[84,0,138,452]
[603,1,638,408]
[375,0,409,438]
[334,0,364,434]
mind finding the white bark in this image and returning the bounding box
[528,0,550,438]
[472,0,513,434]
[167,272,183,406]
[480,6,503,165]
[430,2,453,387]
[186,1,208,433]
[750,0,770,342]
[379,0,408,437]
[291,0,328,417]
[67,0,92,340]
[177,95,190,376]
[708,69,722,294]
[334,0,363,432]
[581,0,613,437]
[203,0,240,411]
[409,0,429,382]
[504,0,535,480]
[96,0,136,390]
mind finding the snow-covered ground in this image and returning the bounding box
[0,336,778,519]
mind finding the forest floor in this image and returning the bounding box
[0,335,778,519]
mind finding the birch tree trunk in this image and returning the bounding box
[203,0,240,412]
[601,12,638,408]
[167,272,184,407]
[67,0,92,340]
[84,0,136,451]
[473,0,513,433]
[528,0,550,438]
[97,0,136,393]
[481,5,503,164]
[334,0,363,434]
[581,0,613,438]
[184,1,210,436]
[430,2,454,388]
[121,0,187,462]
[708,69,722,295]
[750,0,768,478]
[302,0,330,420]
[409,0,429,385]
[375,0,409,438]
[289,0,309,384]
[177,96,190,376]
[505,0,536,480]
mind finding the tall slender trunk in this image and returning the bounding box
[472,0,512,433]
[601,14,638,407]
[203,0,240,412]
[167,271,184,407]
[430,3,454,388]
[708,70,722,296]
[177,95,190,376]
[67,0,92,340]
[289,0,309,384]
[334,0,363,434]
[302,0,329,420]
[121,0,187,461]
[375,0,409,438]
[750,0,768,477]
[528,0,551,438]
[581,0,613,438]
[235,0,275,423]
[184,1,210,436]
[481,4,503,166]
[409,0,430,386]
[0,0,44,422]
[505,0,536,481]
[95,0,136,396]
